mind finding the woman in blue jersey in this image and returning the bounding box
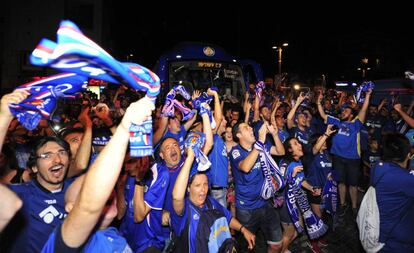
[171,147,256,253]
[281,137,328,253]
[306,125,336,218]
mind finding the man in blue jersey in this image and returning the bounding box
[372,133,414,252]
[0,88,74,253]
[118,153,169,252]
[206,88,229,207]
[317,89,372,217]
[230,121,285,253]
[41,96,154,252]
[152,93,198,154]
[4,136,73,253]
[287,93,314,170]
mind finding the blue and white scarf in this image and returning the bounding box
[253,141,285,200]
[162,85,195,120]
[321,176,338,216]
[9,73,87,130]
[192,92,216,129]
[185,132,211,171]
[30,20,160,157]
[285,162,328,239]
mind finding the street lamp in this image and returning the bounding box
[272,43,289,74]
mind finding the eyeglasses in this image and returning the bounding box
[37,150,69,161]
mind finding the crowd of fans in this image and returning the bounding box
[0,80,413,253]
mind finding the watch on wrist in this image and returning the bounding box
[135,179,145,186]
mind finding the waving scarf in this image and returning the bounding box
[191,92,216,129]
[29,20,160,157]
[285,161,328,239]
[321,176,338,215]
[185,132,211,171]
[9,73,87,130]
[253,141,285,200]
[162,85,195,120]
[255,81,265,106]
[356,81,375,104]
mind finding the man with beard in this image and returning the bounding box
[4,136,73,253]
[317,89,372,218]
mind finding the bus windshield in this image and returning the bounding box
[169,60,246,99]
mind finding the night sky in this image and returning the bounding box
[108,4,414,84]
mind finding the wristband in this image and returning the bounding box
[240,225,245,233]
[324,133,329,137]
[135,179,145,187]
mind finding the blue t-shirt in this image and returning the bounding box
[207,134,229,187]
[7,179,73,253]
[372,162,414,251]
[306,151,333,188]
[119,163,169,252]
[327,115,363,159]
[164,125,187,154]
[289,126,313,155]
[41,225,132,253]
[229,144,268,209]
[362,149,381,169]
[170,196,232,253]
[278,126,290,143]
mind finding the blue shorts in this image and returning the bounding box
[236,204,283,244]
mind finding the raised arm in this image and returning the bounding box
[0,90,29,154]
[238,124,266,173]
[287,92,306,129]
[312,125,335,155]
[201,105,213,155]
[153,114,168,145]
[267,122,285,156]
[252,92,260,122]
[316,92,328,123]
[207,88,222,134]
[67,107,93,178]
[357,88,372,123]
[0,183,22,232]
[172,149,195,215]
[132,156,152,223]
[61,97,154,248]
[394,103,414,128]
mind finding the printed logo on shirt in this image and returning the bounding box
[319,161,332,168]
[162,179,167,188]
[38,205,65,224]
[232,150,240,159]
[338,125,351,136]
[193,213,200,220]
[44,199,57,204]
[222,146,227,157]
[409,171,414,176]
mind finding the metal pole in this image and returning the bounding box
[278,47,282,74]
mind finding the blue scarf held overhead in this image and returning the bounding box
[285,162,328,240]
[29,20,160,157]
[9,73,87,130]
[185,132,211,172]
[356,81,374,104]
[192,92,216,129]
[253,141,285,200]
[162,85,195,121]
